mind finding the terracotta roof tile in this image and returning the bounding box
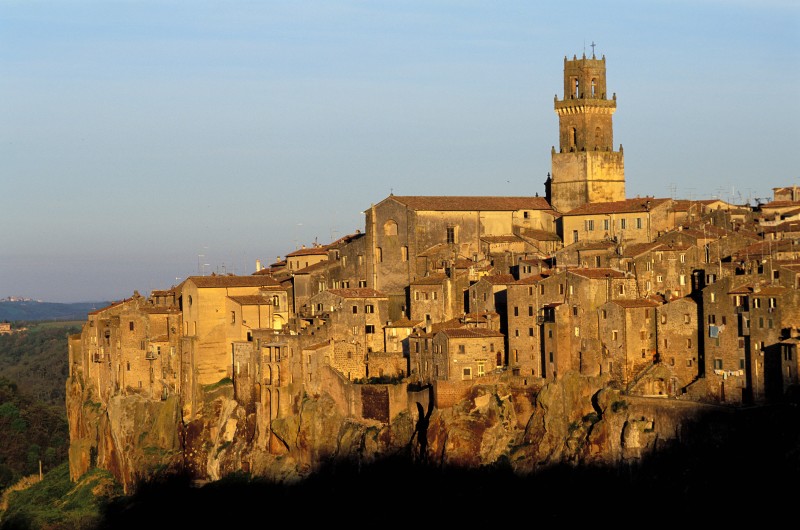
[228,295,273,305]
[439,327,504,339]
[481,273,516,285]
[519,228,562,241]
[562,197,671,216]
[293,261,330,275]
[386,317,423,328]
[412,273,448,285]
[286,247,329,257]
[512,273,550,285]
[188,275,282,288]
[389,195,553,211]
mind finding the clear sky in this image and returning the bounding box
[2,1,799,303]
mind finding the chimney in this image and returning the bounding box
[255,259,262,272]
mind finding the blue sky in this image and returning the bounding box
[2,1,799,303]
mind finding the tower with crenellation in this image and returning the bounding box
[546,50,626,213]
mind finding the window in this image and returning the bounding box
[523,211,530,219]
[679,275,686,286]
[462,367,472,380]
[620,218,627,230]
[458,344,465,353]
[365,304,374,314]
[636,218,642,229]
[359,280,367,288]
[230,311,236,324]
[604,219,610,231]
[601,309,607,319]
[528,286,534,295]
[619,284,625,295]
[680,254,686,263]
[714,359,723,370]
[612,330,618,341]
[559,284,565,295]
[769,297,777,309]
[384,220,398,235]
[753,298,761,308]
[352,305,358,314]
[687,338,692,348]
[515,329,519,337]
[528,327,534,337]
[572,230,579,243]
[572,306,578,316]
[477,363,485,377]
[657,275,664,283]
[352,326,359,335]
[129,322,134,331]
[574,327,580,337]
[585,220,594,231]
[529,306,534,317]
[401,246,408,262]
[514,306,519,317]
[446,226,456,244]
[377,247,383,262]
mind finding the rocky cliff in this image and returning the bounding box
[68,369,735,494]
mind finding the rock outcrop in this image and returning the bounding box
[68,368,731,494]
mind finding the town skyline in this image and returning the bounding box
[3,1,798,303]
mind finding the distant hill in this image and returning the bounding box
[0,301,109,322]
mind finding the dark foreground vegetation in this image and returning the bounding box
[4,400,797,529]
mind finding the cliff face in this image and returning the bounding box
[67,369,722,493]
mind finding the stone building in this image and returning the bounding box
[74,292,182,404]
[408,271,470,325]
[179,274,289,416]
[559,197,674,245]
[598,298,660,386]
[364,194,557,318]
[506,273,550,380]
[304,287,390,380]
[655,296,700,394]
[432,327,506,382]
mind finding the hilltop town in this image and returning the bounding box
[65,52,800,493]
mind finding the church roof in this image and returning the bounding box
[387,195,552,211]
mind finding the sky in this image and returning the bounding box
[2,1,799,303]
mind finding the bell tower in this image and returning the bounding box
[548,51,625,213]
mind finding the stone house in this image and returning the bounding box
[284,245,329,273]
[466,273,515,317]
[559,197,674,245]
[76,292,182,405]
[652,296,699,395]
[432,327,506,382]
[409,271,470,325]
[597,298,660,387]
[304,287,390,381]
[611,241,698,300]
[506,273,550,380]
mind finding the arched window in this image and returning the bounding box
[570,127,577,150]
[591,78,596,97]
[384,220,398,236]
